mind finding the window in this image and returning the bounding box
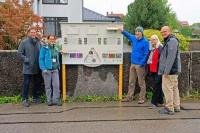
[64,37,68,45]
[42,0,68,4]
[103,38,107,45]
[98,38,101,45]
[78,38,82,45]
[43,17,68,37]
[84,38,87,45]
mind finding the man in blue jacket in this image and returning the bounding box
[120,26,149,104]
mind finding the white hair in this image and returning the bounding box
[151,34,162,47]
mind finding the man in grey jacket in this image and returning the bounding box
[18,28,41,107]
[158,26,181,115]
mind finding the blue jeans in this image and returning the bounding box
[22,74,41,100]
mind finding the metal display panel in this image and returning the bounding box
[60,22,123,66]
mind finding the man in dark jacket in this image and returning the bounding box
[158,26,181,115]
[18,28,41,107]
[120,26,149,104]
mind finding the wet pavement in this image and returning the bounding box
[0,101,199,133]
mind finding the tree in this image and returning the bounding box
[124,0,180,33]
[179,26,192,37]
[0,0,43,50]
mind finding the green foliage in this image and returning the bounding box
[0,95,22,104]
[182,90,200,100]
[144,29,163,42]
[179,27,193,37]
[124,0,179,32]
[146,91,153,100]
[176,33,189,51]
[167,10,180,30]
[66,95,119,103]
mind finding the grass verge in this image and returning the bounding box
[0,90,199,104]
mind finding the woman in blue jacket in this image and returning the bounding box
[39,35,62,106]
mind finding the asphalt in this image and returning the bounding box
[0,101,199,133]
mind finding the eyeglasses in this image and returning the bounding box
[151,38,157,41]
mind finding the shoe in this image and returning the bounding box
[174,108,181,112]
[121,98,132,102]
[159,107,174,115]
[32,98,41,104]
[47,101,53,106]
[22,99,30,107]
[138,100,145,104]
[148,103,157,109]
[53,101,62,106]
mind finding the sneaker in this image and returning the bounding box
[138,100,145,104]
[32,98,41,104]
[174,108,181,112]
[121,97,132,102]
[159,107,174,115]
[22,99,30,107]
[148,103,157,109]
[53,101,62,106]
[47,101,53,106]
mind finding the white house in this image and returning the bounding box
[27,0,83,37]
[29,0,116,37]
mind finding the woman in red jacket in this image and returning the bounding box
[147,35,164,108]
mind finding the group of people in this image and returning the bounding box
[120,26,181,115]
[17,25,181,115]
[18,28,62,107]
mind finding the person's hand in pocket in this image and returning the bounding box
[43,70,48,74]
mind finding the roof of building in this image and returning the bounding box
[83,7,115,22]
[107,12,125,18]
[179,21,189,27]
[106,12,125,22]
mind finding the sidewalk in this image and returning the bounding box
[0,101,199,133]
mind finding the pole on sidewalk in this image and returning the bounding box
[119,64,123,100]
[62,64,67,101]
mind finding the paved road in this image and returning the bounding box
[0,101,199,133]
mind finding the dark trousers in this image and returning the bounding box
[22,74,41,100]
[150,72,164,105]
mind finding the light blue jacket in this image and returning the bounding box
[39,45,60,71]
[122,31,149,66]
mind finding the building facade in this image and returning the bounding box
[19,0,116,37]
[23,0,83,36]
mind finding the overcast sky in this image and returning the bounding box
[84,0,200,25]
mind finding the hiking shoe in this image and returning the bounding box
[159,107,174,115]
[22,99,30,107]
[121,98,132,102]
[138,100,145,104]
[174,108,181,112]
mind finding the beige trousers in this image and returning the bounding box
[127,64,146,100]
[162,75,180,111]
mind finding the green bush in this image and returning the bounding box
[144,29,163,42]
[144,29,189,51]
[176,33,189,51]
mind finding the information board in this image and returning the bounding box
[61,22,123,66]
